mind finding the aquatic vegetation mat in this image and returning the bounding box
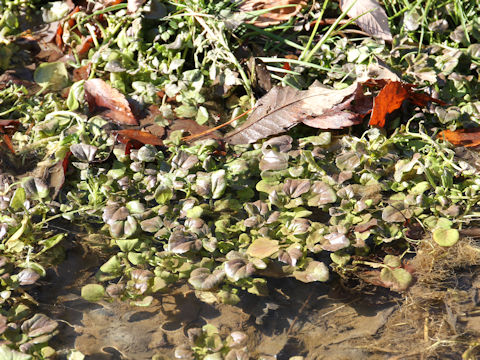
[1,0,480,359]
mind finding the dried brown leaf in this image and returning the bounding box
[128,0,147,14]
[239,0,306,27]
[116,129,163,146]
[84,79,138,125]
[225,82,365,144]
[170,119,221,141]
[340,0,392,41]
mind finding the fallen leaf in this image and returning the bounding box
[239,0,306,28]
[84,78,138,125]
[76,36,94,57]
[73,63,91,82]
[369,80,446,127]
[225,82,366,144]
[340,0,392,41]
[0,120,20,135]
[128,0,147,14]
[48,159,66,199]
[170,119,221,140]
[139,105,166,138]
[437,128,480,148]
[0,120,20,154]
[369,81,410,127]
[115,129,163,147]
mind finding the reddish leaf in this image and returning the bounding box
[76,36,94,57]
[115,129,163,147]
[0,120,20,153]
[73,63,91,82]
[62,151,72,173]
[369,81,410,127]
[409,91,447,107]
[2,135,15,154]
[437,129,480,148]
[84,79,138,125]
[369,81,445,128]
[0,120,20,134]
[55,24,64,48]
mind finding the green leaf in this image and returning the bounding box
[34,62,69,91]
[433,228,459,247]
[211,169,226,199]
[67,81,84,111]
[81,284,105,302]
[0,345,32,360]
[383,255,401,268]
[100,255,122,274]
[67,350,85,360]
[196,106,209,125]
[115,239,139,252]
[155,185,173,204]
[293,260,329,283]
[330,252,350,266]
[246,238,279,259]
[380,267,412,291]
[151,277,167,292]
[38,233,64,254]
[247,278,268,296]
[217,289,240,305]
[9,188,25,211]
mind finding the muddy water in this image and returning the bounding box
[36,241,480,360]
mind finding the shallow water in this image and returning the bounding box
[36,240,480,360]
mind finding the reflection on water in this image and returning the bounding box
[36,243,480,359]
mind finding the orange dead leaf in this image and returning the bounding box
[115,129,163,147]
[239,0,306,27]
[0,120,20,154]
[2,135,15,154]
[437,129,480,148]
[369,81,410,127]
[369,81,446,127]
[76,36,94,57]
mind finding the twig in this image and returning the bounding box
[182,108,253,142]
[286,292,312,336]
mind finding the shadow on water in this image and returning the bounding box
[34,234,480,360]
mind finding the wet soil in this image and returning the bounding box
[36,237,480,360]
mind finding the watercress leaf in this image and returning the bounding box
[293,260,329,283]
[17,268,40,286]
[188,268,225,290]
[246,238,280,259]
[34,62,69,91]
[21,314,58,338]
[307,181,337,206]
[70,144,98,162]
[211,169,226,199]
[433,228,459,247]
[380,267,412,291]
[81,284,105,302]
[224,258,255,281]
[10,188,26,211]
[0,345,32,360]
[283,179,310,198]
